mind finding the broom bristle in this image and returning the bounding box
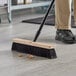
[12,38,57,59]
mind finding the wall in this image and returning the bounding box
[0,0,7,6]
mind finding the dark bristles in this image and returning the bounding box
[12,42,57,59]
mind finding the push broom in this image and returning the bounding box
[12,0,57,59]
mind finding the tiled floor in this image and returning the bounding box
[0,12,76,76]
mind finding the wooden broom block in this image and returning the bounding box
[13,38,54,49]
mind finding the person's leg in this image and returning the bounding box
[55,0,71,29]
[74,0,76,24]
[55,0,75,44]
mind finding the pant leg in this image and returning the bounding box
[55,0,71,29]
[74,0,76,23]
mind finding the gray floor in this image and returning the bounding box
[0,11,76,76]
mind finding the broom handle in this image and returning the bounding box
[33,0,55,42]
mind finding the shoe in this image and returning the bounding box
[55,29,75,44]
